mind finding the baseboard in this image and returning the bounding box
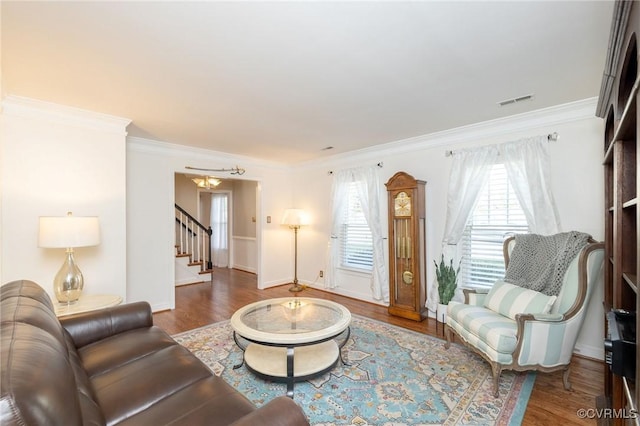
[175,278,204,287]
[304,282,386,307]
[151,302,173,313]
[231,264,256,274]
[573,341,604,361]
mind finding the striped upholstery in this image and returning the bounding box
[483,280,556,320]
[466,289,489,306]
[448,302,517,354]
[517,319,575,366]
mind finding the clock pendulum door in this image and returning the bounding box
[394,217,414,306]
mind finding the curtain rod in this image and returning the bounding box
[444,132,559,157]
[185,165,246,175]
[328,162,383,175]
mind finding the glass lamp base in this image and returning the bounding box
[54,250,84,304]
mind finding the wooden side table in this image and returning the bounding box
[54,294,122,317]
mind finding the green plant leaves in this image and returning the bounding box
[434,254,461,305]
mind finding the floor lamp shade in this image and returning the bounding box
[281,209,310,228]
[39,213,100,304]
[281,209,309,292]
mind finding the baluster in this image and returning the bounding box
[178,212,184,254]
[202,233,206,271]
[187,218,193,262]
[182,213,186,254]
[196,226,201,270]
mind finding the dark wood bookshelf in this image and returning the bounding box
[596,2,640,423]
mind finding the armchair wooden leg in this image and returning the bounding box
[562,365,573,391]
[490,362,502,398]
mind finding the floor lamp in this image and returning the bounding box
[281,209,309,293]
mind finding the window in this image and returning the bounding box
[210,192,229,267]
[460,163,528,288]
[341,182,373,270]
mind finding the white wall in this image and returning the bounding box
[233,236,257,273]
[0,96,130,300]
[126,138,294,311]
[0,94,606,359]
[291,98,606,359]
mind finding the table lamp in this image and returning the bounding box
[281,208,309,292]
[38,212,100,304]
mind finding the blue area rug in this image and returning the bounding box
[173,315,535,425]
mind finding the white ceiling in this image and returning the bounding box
[2,1,614,164]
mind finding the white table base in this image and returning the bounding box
[244,340,339,378]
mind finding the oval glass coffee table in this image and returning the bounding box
[230,297,351,398]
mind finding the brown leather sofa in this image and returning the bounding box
[0,280,310,426]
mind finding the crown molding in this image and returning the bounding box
[127,136,288,171]
[1,95,131,135]
[296,97,600,170]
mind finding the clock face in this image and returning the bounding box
[394,192,411,217]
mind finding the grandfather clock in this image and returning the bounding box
[385,172,427,321]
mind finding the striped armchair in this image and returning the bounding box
[444,236,604,397]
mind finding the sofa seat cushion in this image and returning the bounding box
[447,301,518,356]
[79,325,259,426]
[117,376,257,426]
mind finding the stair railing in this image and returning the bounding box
[175,204,213,271]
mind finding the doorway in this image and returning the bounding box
[174,173,259,280]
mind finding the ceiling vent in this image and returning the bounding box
[498,94,534,106]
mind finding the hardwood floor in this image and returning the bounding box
[153,268,603,425]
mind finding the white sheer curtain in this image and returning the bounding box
[441,146,499,245]
[326,171,349,290]
[428,136,561,312]
[502,136,561,235]
[353,167,388,302]
[210,193,229,268]
[327,166,388,302]
[427,145,498,311]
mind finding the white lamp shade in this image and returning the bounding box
[39,215,100,248]
[281,209,310,227]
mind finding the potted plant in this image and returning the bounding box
[434,254,460,323]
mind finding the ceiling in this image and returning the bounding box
[1,1,614,164]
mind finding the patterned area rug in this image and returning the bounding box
[173,315,534,425]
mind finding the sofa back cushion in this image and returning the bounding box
[483,280,557,320]
[1,280,104,426]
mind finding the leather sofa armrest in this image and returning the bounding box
[230,396,310,426]
[60,302,154,348]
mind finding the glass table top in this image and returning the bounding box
[230,297,351,344]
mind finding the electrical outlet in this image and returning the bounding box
[319,270,323,278]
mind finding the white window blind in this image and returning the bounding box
[461,163,528,288]
[341,182,373,270]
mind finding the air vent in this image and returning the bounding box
[498,94,534,106]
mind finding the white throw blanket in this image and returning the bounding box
[504,231,591,296]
